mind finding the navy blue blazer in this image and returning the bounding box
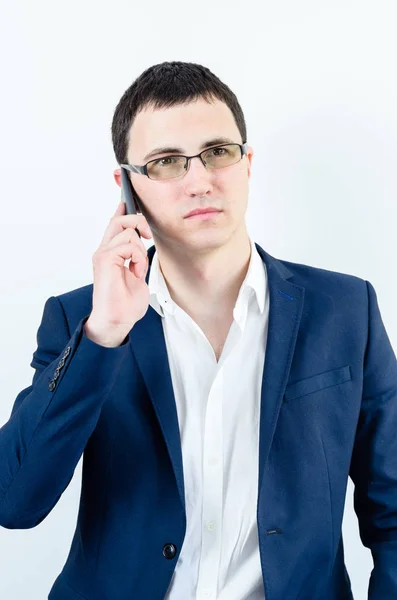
[1,243,396,600]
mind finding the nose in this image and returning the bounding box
[183,155,213,196]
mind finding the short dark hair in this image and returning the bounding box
[111,61,247,166]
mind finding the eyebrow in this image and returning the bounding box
[142,136,236,163]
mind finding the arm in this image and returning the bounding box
[349,280,397,598]
[0,295,130,529]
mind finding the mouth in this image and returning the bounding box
[185,208,222,219]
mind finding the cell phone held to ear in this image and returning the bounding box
[120,167,142,239]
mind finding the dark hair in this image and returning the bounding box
[111,61,247,166]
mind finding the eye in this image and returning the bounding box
[208,146,229,156]
[153,156,177,166]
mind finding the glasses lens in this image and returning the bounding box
[147,156,186,180]
[146,144,243,180]
[203,144,242,169]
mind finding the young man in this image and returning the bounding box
[1,61,396,600]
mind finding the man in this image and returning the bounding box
[0,61,396,600]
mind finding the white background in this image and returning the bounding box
[0,1,396,598]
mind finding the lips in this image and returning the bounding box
[185,207,221,218]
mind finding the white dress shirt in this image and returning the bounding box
[148,236,269,600]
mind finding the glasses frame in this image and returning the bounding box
[120,142,248,180]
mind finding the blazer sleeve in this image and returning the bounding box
[0,295,131,529]
[349,280,397,599]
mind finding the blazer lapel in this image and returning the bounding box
[254,244,305,499]
[128,243,305,514]
[128,246,186,511]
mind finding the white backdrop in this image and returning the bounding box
[0,1,396,598]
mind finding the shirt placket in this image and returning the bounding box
[196,366,224,600]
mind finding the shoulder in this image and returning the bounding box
[258,246,368,309]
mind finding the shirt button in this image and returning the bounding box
[206,521,216,531]
[208,456,219,466]
[203,591,212,599]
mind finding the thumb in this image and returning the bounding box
[115,200,126,215]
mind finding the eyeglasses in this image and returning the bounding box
[120,142,248,181]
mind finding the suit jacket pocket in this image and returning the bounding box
[283,365,352,402]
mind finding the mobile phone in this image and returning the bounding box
[120,167,141,215]
[120,167,142,238]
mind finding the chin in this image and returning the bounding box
[184,230,231,248]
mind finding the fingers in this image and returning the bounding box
[106,227,147,263]
[101,202,152,246]
[94,240,146,274]
[106,225,144,250]
[93,202,152,281]
[115,200,126,216]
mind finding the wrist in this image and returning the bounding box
[83,316,132,348]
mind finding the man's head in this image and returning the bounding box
[111,61,253,255]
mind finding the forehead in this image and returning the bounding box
[127,98,241,162]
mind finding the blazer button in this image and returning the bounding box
[49,381,56,391]
[162,543,177,559]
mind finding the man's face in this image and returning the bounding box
[116,97,253,253]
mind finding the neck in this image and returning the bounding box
[153,226,252,319]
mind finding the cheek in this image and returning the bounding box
[132,178,169,209]
[218,161,248,187]
[220,171,249,199]
[142,186,180,228]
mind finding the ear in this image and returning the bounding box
[246,146,254,179]
[113,168,121,187]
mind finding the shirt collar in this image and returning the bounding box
[148,236,267,319]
